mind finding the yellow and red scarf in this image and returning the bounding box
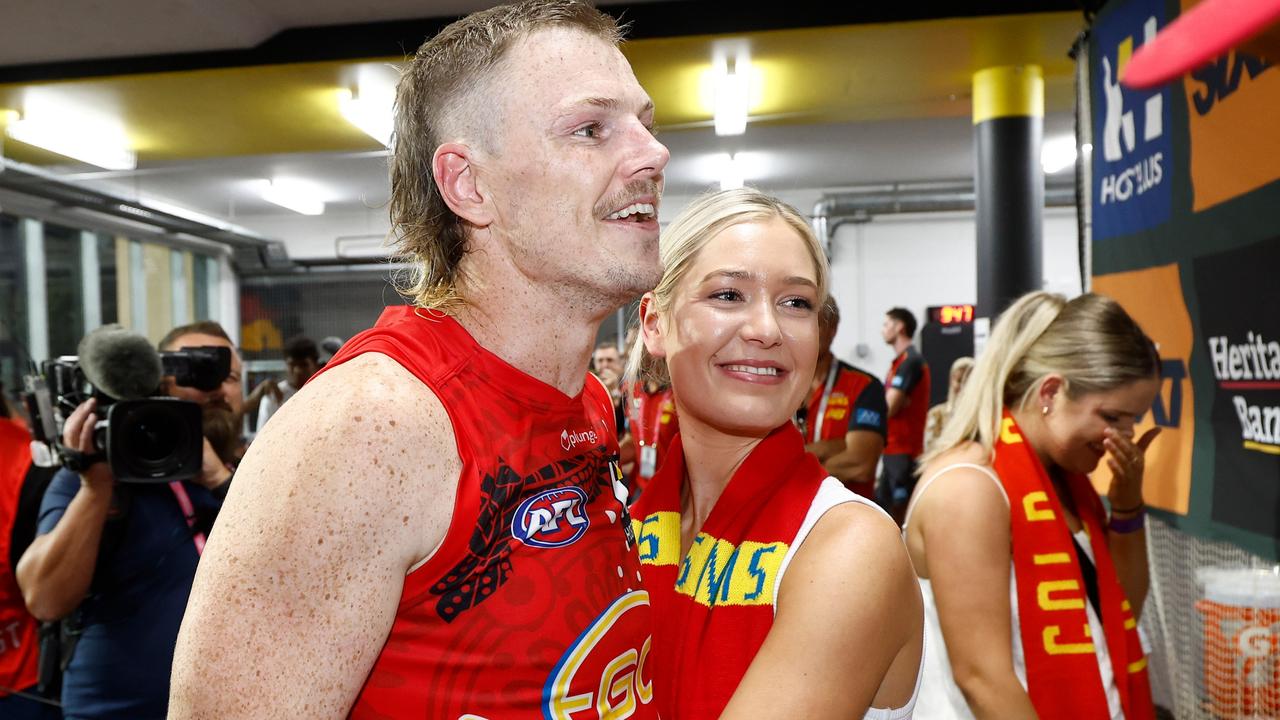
[631,423,828,719]
[993,411,1154,720]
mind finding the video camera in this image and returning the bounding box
[22,325,231,483]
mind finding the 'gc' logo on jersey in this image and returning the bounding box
[512,487,590,548]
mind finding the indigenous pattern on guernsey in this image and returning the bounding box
[433,453,613,622]
[313,307,656,720]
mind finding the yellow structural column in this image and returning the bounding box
[972,65,1045,321]
[973,65,1045,125]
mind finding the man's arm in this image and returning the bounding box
[16,399,115,622]
[885,354,923,418]
[822,430,884,491]
[243,378,283,421]
[170,354,461,719]
[803,437,845,462]
[825,378,887,488]
[720,503,923,719]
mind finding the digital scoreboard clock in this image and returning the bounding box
[929,304,976,325]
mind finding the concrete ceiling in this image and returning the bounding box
[0,0,675,67]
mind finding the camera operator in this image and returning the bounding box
[15,321,241,720]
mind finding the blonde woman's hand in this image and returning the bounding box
[1104,425,1160,511]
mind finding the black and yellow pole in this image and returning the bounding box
[972,65,1044,320]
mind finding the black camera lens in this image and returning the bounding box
[106,398,203,483]
[123,408,192,466]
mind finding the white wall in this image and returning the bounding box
[248,207,392,260]
[827,207,1081,377]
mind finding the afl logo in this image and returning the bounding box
[512,487,591,548]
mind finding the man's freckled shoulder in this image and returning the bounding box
[271,354,455,459]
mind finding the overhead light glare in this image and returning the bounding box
[257,179,325,216]
[719,153,744,190]
[338,86,394,148]
[6,111,136,170]
[1041,136,1078,174]
[714,57,750,137]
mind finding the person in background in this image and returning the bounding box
[630,188,922,719]
[0,384,59,719]
[590,339,627,433]
[904,291,1160,720]
[880,306,931,524]
[923,356,974,456]
[253,335,320,433]
[317,336,345,367]
[798,296,887,499]
[16,322,240,720]
[622,374,678,499]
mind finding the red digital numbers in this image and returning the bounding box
[936,305,975,324]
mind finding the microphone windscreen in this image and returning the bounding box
[78,325,163,400]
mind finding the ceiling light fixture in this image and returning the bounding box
[719,153,744,190]
[338,65,398,148]
[1041,136,1078,174]
[256,179,325,216]
[6,108,136,170]
[338,87,393,148]
[714,57,750,136]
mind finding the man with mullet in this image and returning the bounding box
[169,2,668,718]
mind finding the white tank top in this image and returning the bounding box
[776,477,924,720]
[904,464,1124,720]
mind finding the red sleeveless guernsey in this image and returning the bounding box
[0,419,40,698]
[323,307,656,720]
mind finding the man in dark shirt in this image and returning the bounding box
[880,307,931,524]
[797,297,887,499]
[15,322,241,719]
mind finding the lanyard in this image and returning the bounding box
[635,388,666,449]
[811,361,840,441]
[168,481,206,555]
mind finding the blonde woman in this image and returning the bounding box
[629,188,923,719]
[904,291,1160,720]
[923,356,975,455]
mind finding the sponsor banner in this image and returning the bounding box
[1182,0,1280,212]
[1192,238,1280,538]
[1091,0,1173,241]
[1092,265,1195,514]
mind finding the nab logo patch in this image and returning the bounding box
[512,487,590,548]
[856,408,882,426]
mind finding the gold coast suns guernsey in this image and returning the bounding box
[323,307,655,720]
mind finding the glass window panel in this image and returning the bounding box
[193,253,210,320]
[0,214,27,400]
[97,233,119,326]
[42,223,85,358]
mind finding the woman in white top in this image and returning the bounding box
[628,188,922,719]
[903,291,1161,720]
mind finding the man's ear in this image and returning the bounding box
[639,294,667,359]
[433,142,492,228]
